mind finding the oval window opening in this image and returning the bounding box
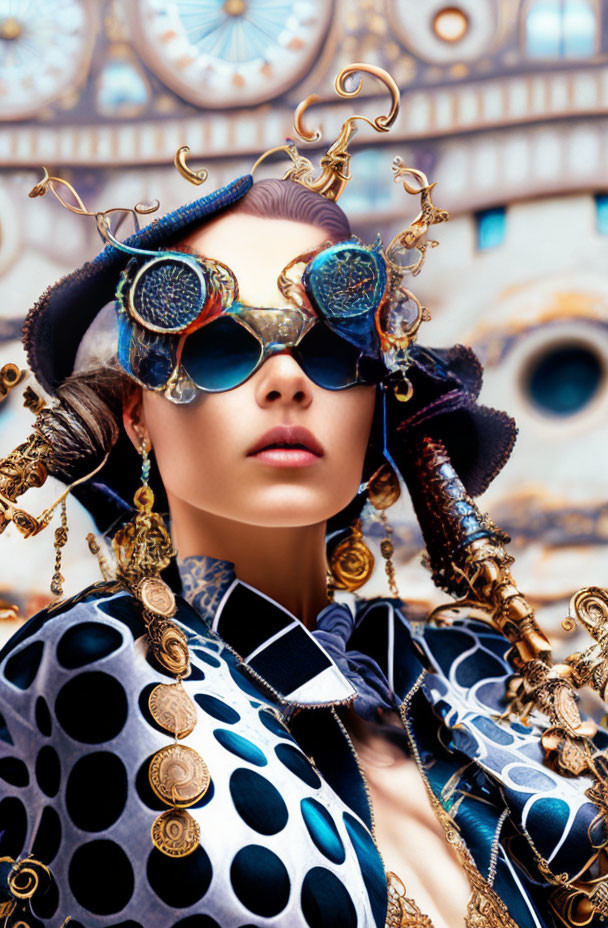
[526,343,603,416]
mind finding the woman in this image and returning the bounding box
[0,65,606,928]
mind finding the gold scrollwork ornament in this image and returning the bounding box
[385,871,434,927]
[146,617,190,678]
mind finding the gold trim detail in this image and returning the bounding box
[385,871,434,926]
[400,679,521,928]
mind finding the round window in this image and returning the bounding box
[525,343,603,417]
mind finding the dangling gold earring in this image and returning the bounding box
[368,462,401,598]
[327,518,375,594]
[112,436,175,612]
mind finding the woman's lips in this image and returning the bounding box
[247,425,324,467]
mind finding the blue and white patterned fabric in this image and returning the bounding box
[0,583,386,927]
[0,557,606,927]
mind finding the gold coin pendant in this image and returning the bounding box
[140,577,176,617]
[149,682,197,739]
[151,808,200,858]
[149,744,209,808]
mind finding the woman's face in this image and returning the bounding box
[135,211,377,528]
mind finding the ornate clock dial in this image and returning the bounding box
[0,0,96,121]
[388,0,497,64]
[128,0,333,109]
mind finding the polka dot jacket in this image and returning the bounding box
[0,557,606,927]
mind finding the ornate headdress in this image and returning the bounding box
[27,63,448,404]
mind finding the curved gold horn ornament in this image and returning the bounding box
[174,145,209,186]
[286,62,401,201]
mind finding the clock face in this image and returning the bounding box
[128,0,333,109]
[388,0,497,64]
[0,0,96,121]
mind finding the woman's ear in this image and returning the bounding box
[122,386,147,451]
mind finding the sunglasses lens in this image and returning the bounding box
[298,325,371,389]
[181,316,263,391]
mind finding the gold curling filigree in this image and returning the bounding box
[28,167,159,244]
[386,159,450,278]
[0,855,64,928]
[146,617,190,678]
[283,63,400,202]
[561,587,608,700]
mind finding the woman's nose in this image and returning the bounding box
[254,351,314,408]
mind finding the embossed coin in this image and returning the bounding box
[147,618,190,677]
[149,744,209,808]
[140,577,176,617]
[151,808,200,858]
[149,682,197,739]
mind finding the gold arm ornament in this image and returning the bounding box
[411,438,608,922]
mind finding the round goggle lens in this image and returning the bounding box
[131,256,205,333]
[296,324,366,389]
[181,316,263,391]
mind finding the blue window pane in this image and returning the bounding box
[595,194,608,234]
[527,345,602,416]
[525,0,596,58]
[475,207,506,250]
[563,0,596,56]
[338,149,393,214]
[526,0,561,56]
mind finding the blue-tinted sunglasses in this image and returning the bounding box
[112,235,412,399]
[179,306,384,393]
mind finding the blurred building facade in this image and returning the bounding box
[0,0,607,648]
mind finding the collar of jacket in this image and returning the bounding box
[178,555,356,708]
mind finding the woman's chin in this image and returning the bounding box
[188,489,351,528]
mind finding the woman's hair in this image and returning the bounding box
[223,179,351,240]
[40,179,378,534]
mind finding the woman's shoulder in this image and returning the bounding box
[0,581,142,669]
[349,592,512,697]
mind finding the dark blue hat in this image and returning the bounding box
[23,174,253,395]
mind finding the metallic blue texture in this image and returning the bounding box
[303,239,386,357]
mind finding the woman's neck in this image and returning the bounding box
[168,493,329,630]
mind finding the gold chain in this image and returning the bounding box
[399,676,522,928]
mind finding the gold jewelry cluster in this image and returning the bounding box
[112,446,208,859]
